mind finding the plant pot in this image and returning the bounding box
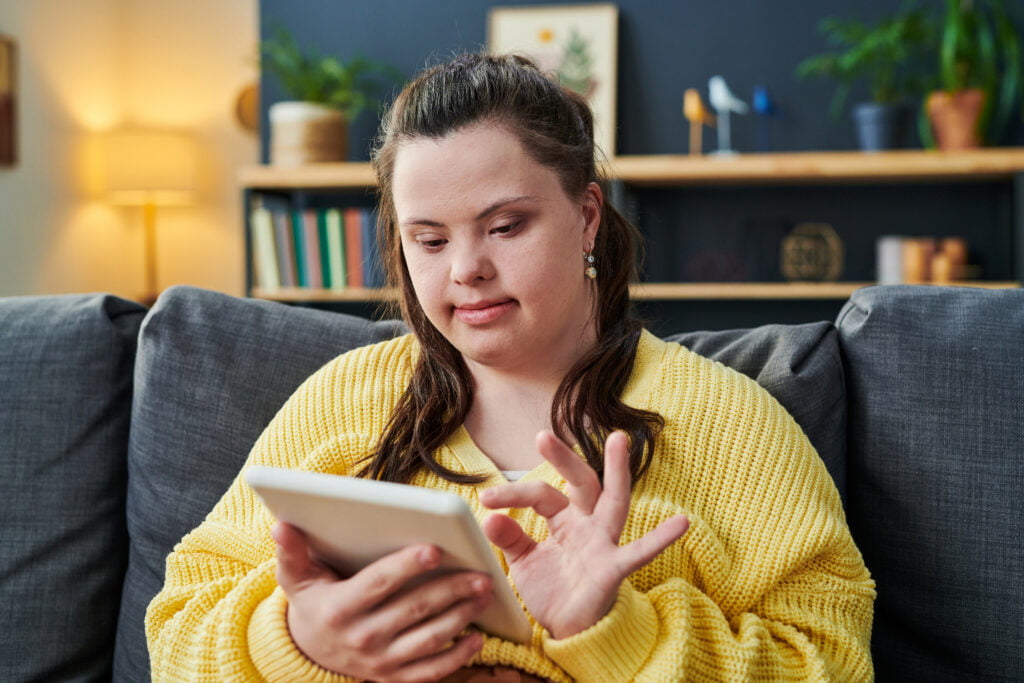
[926,89,985,150]
[269,101,348,166]
[851,102,909,151]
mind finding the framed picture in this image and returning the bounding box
[488,3,618,157]
[0,35,15,166]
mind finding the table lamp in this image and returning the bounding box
[102,129,197,305]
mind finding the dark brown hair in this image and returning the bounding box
[362,53,662,485]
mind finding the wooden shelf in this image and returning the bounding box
[607,148,1024,186]
[240,162,376,189]
[253,281,1019,304]
[253,287,397,302]
[239,149,1024,190]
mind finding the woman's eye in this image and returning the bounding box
[418,238,447,251]
[492,221,520,235]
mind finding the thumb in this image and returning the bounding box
[271,521,335,591]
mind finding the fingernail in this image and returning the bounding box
[472,577,489,593]
[418,545,438,567]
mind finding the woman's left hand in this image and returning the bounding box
[478,430,689,639]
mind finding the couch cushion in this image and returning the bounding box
[0,293,145,681]
[836,285,1023,680]
[114,286,405,681]
[666,322,847,500]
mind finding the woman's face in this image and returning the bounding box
[392,122,602,376]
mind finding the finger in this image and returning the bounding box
[389,632,484,683]
[481,512,537,564]
[385,583,492,663]
[342,544,443,613]
[617,515,690,577]
[358,571,492,647]
[272,522,335,591]
[594,431,632,538]
[479,480,569,518]
[536,430,601,512]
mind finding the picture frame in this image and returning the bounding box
[488,3,618,157]
[0,35,15,166]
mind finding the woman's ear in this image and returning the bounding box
[581,181,603,249]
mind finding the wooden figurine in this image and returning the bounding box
[683,88,716,156]
[708,76,749,156]
[752,85,777,153]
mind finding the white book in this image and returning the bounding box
[251,206,281,290]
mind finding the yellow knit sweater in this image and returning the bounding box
[146,330,875,682]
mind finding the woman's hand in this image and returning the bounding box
[272,522,492,683]
[478,430,689,639]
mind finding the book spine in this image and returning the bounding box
[272,209,297,288]
[291,210,308,288]
[302,209,323,289]
[317,209,333,289]
[326,208,347,291]
[344,207,364,288]
[250,205,281,290]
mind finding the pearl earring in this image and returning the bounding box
[584,250,597,280]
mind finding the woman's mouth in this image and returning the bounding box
[453,300,516,325]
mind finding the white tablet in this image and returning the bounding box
[245,465,533,644]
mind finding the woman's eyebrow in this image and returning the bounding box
[401,195,539,227]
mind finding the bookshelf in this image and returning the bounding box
[241,149,1024,303]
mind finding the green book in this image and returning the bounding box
[317,209,333,289]
[291,210,308,288]
[326,208,347,290]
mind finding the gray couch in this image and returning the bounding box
[1,285,1020,682]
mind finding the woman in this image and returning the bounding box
[147,54,874,682]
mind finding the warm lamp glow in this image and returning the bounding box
[101,128,198,305]
[102,129,197,205]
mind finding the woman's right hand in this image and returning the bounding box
[272,522,493,682]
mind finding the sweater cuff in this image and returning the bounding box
[248,586,355,683]
[543,580,659,681]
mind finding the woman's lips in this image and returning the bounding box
[453,300,515,325]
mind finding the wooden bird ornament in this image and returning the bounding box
[683,88,716,155]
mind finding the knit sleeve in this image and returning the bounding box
[543,544,875,681]
[543,341,875,681]
[145,338,410,682]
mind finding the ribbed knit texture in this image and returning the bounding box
[146,331,875,682]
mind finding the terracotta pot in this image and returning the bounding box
[926,89,985,150]
[269,102,348,166]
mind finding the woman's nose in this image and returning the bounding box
[450,241,495,285]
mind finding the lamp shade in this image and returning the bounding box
[102,129,197,206]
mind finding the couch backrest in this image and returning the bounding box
[837,285,1023,681]
[116,286,847,679]
[113,286,407,681]
[0,293,146,682]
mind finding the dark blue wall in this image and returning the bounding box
[256,1,1024,330]
[258,0,1024,161]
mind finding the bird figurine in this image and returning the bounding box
[708,76,749,156]
[683,89,716,156]
[752,85,778,153]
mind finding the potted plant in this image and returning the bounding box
[924,0,1023,150]
[260,26,400,165]
[797,6,933,151]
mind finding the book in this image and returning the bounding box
[317,209,333,289]
[325,208,347,290]
[301,209,323,289]
[291,210,308,288]
[272,208,297,288]
[250,206,281,290]
[344,207,364,288]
